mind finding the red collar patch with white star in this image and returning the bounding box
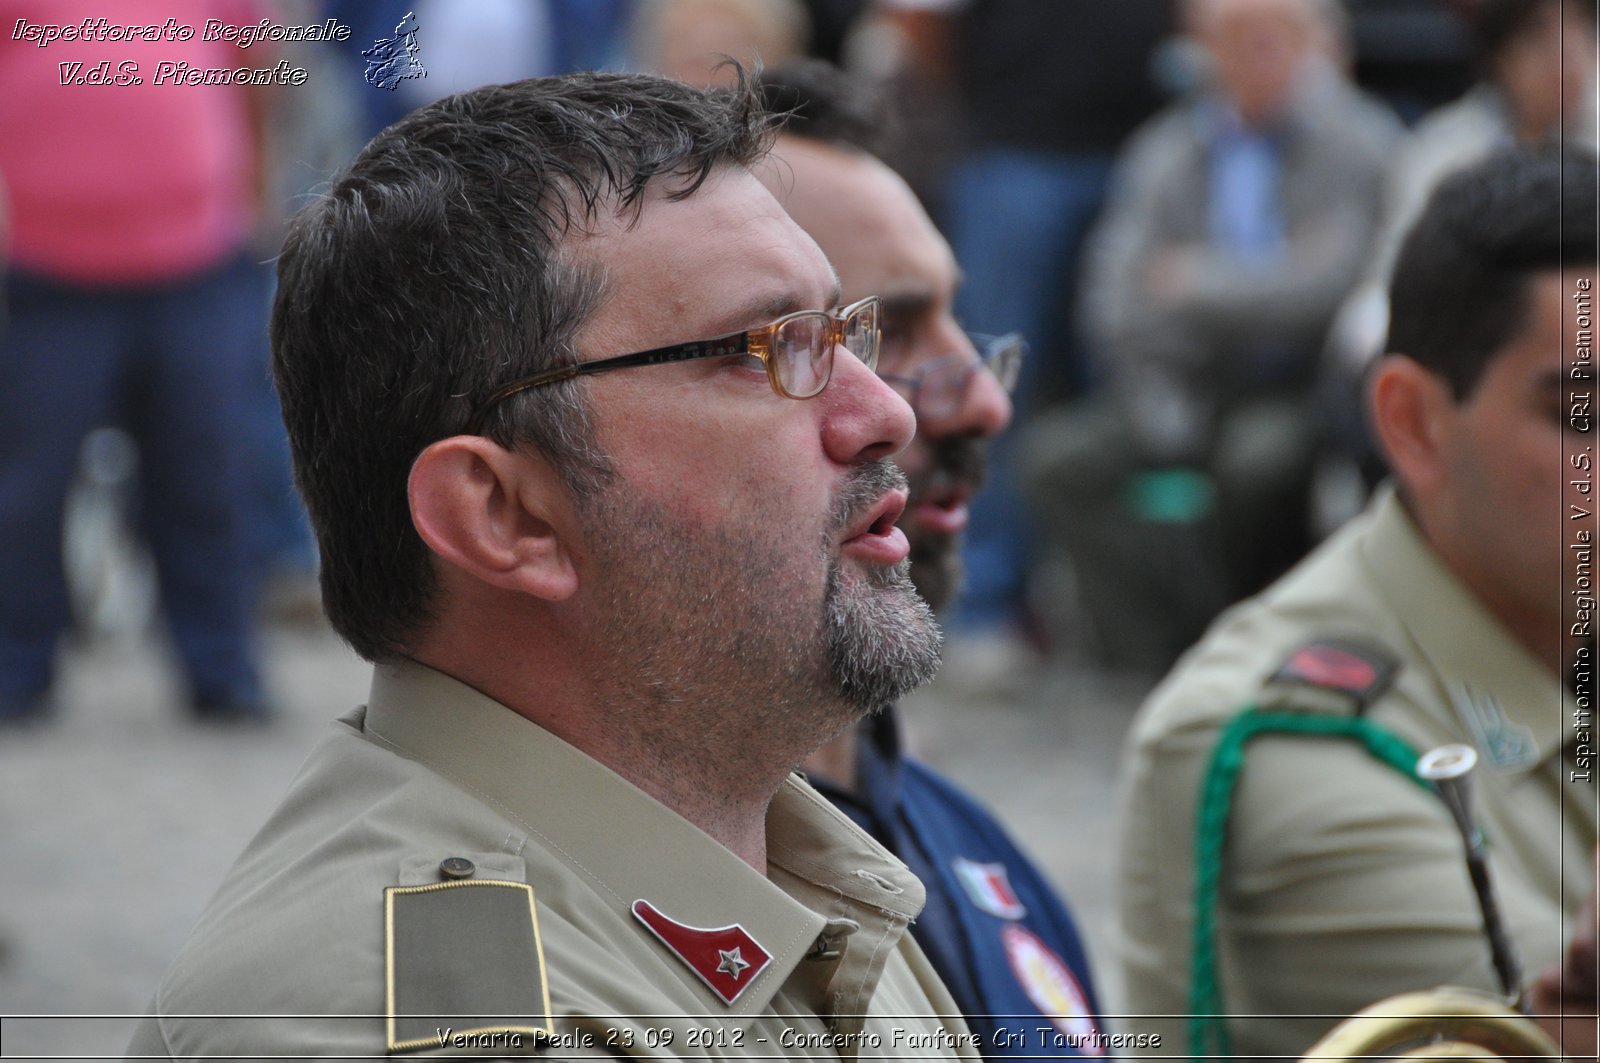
[631,899,773,1004]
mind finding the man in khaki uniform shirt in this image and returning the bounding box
[1118,148,1598,1060]
[129,71,978,1060]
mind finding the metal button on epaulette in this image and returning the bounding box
[439,857,476,880]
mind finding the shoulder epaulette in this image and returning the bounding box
[385,859,553,1055]
[1258,636,1401,716]
[1190,637,1420,1062]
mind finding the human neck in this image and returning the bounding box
[1408,507,1565,679]
[582,678,866,870]
[803,727,861,795]
[413,637,842,872]
[1457,584,1566,679]
[580,699,795,871]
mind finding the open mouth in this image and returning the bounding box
[909,481,973,537]
[841,489,911,564]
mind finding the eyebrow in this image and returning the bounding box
[879,292,937,320]
[707,274,846,338]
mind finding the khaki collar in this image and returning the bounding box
[361,659,924,1022]
[1361,487,1570,772]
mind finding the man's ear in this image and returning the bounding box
[408,436,579,601]
[1368,354,1456,495]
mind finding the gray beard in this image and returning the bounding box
[825,551,942,715]
[907,526,962,614]
[578,459,942,747]
[821,460,942,713]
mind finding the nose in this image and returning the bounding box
[819,344,916,464]
[918,322,1014,442]
[927,353,1013,442]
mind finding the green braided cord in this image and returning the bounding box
[1187,708,1432,1062]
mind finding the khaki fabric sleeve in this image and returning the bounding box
[1215,734,1506,1056]
[1117,716,1217,1057]
[1118,712,1556,1060]
[125,1006,175,1061]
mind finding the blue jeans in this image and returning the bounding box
[0,257,266,711]
[942,149,1115,629]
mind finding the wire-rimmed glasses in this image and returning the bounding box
[877,332,1025,420]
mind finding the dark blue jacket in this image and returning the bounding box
[812,710,1109,1060]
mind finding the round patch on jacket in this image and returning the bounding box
[1000,924,1102,1052]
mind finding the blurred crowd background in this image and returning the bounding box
[3,0,1596,726]
[0,0,1594,1048]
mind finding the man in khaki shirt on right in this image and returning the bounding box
[1119,147,1598,1061]
[130,70,978,1060]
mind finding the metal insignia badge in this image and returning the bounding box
[631,899,772,1004]
[952,858,1028,920]
[1451,684,1539,772]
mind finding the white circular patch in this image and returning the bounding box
[1001,924,1102,1052]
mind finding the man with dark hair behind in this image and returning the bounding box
[1117,147,1598,1059]
[755,61,1108,1059]
[129,71,975,1059]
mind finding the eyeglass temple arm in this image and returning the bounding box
[469,335,755,432]
[875,370,921,388]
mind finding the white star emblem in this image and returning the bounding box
[716,947,751,980]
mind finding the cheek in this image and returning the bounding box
[893,438,934,486]
[1498,426,1566,500]
[1502,51,1557,107]
[1487,425,1571,558]
[1446,414,1555,529]
[695,430,838,554]
[600,395,785,506]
